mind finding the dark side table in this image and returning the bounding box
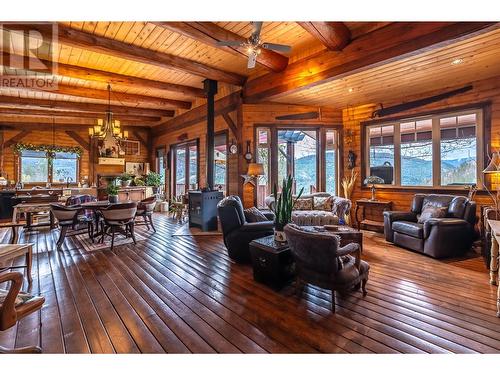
[249,235,294,290]
[355,199,392,232]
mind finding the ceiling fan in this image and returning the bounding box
[216,22,292,68]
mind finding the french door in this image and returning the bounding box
[255,126,339,208]
[170,139,199,198]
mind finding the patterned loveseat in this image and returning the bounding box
[264,192,352,226]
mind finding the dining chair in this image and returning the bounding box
[135,196,156,232]
[0,272,45,353]
[99,202,138,251]
[50,204,84,250]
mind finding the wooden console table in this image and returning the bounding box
[354,199,392,232]
[0,243,34,286]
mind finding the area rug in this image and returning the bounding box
[73,231,147,252]
[172,223,222,237]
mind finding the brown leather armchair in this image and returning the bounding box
[284,224,369,312]
[0,272,45,353]
[384,194,476,258]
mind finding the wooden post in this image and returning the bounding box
[204,79,218,190]
[0,127,4,177]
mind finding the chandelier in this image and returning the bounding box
[88,84,128,140]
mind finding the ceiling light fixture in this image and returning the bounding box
[451,58,464,65]
[88,84,128,141]
[348,88,354,93]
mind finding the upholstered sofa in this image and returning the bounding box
[264,192,351,226]
[383,194,476,258]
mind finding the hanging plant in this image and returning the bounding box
[12,143,83,158]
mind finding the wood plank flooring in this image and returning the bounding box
[1,213,499,353]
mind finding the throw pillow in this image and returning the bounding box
[244,207,269,223]
[294,197,313,211]
[313,196,333,211]
[417,205,447,223]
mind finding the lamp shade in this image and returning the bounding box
[483,152,500,174]
[364,175,384,185]
[247,163,265,176]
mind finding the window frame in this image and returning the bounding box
[214,130,229,195]
[253,124,342,208]
[169,138,200,198]
[361,102,490,191]
[18,150,80,185]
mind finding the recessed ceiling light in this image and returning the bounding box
[348,88,354,93]
[451,58,464,65]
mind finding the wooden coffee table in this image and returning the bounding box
[249,235,295,290]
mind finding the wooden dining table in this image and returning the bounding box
[80,200,133,239]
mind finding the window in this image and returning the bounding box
[256,129,271,208]
[214,132,228,193]
[171,140,198,198]
[255,127,339,208]
[20,150,48,183]
[364,108,483,188]
[20,150,78,184]
[156,148,166,187]
[52,152,78,183]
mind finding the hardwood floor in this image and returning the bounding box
[1,213,499,353]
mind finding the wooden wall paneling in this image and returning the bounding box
[4,130,31,149]
[65,130,90,151]
[342,76,500,211]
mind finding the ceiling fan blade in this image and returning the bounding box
[216,40,243,47]
[247,51,257,69]
[262,42,292,53]
[251,21,263,39]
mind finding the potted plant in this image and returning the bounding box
[119,173,132,187]
[271,175,303,243]
[106,183,119,203]
[144,172,163,194]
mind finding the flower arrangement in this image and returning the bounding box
[13,143,83,158]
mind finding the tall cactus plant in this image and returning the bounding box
[272,175,304,235]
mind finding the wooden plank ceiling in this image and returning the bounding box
[0,21,497,128]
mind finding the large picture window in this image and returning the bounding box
[20,150,79,184]
[255,127,339,208]
[364,108,483,188]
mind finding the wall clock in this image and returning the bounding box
[229,140,238,155]
[244,140,252,161]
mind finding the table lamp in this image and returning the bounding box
[364,175,385,201]
[483,151,500,217]
[242,163,265,186]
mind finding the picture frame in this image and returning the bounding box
[125,162,145,177]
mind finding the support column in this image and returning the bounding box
[204,79,218,190]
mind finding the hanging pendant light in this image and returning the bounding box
[88,84,127,141]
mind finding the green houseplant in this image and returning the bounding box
[119,173,132,187]
[272,175,304,242]
[106,183,120,203]
[144,172,163,193]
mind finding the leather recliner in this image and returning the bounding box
[383,194,476,258]
[217,196,274,263]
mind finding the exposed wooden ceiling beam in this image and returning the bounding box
[4,130,31,148]
[4,23,246,86]
[156,22,289,72]
[14,82,191,110]
[244,22,499,103]
[297,22,351,51]
[0,96,174,118]
[65,130,89,151]
[0,107,161,123]
[0,121,150,130]
[0,52,206,98]
[152,91,241,136]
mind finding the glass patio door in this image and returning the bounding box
[171,140,198,198]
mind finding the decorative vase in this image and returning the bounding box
[274,223,287,243]
[121,180,131,187]
[109,195,119,203]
